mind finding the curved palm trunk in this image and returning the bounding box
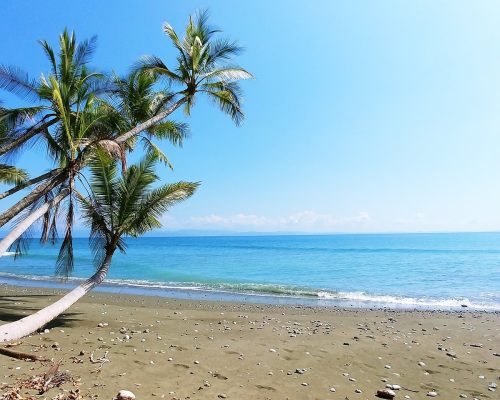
[115,97,186,144]
[0,248,114,342]
[0,188,69,257]
[0,168,61,200]
[0,171,68,228]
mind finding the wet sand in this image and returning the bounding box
[0,284,499,399]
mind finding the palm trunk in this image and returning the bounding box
[0,168,61,200]
[0,248,114,342]
[0,171,68,228]
[0,188,69,256]
[115,97,186,144]
[0,119,56,157]
[119,144,127,175]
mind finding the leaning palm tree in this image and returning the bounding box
[0,152,198,342]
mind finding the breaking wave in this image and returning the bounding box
[0,271,498,311]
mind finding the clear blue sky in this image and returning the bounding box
[1,0,500,234]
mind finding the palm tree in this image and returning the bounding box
[0,11,251,256]
[0,30,110,230]
[110,70,190,173]
[114,9,253,144]
[0,152,198,342]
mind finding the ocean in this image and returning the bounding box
[0,232,499,311]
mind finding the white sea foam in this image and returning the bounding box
[316,291,500,310]
[2,251,16,256]
[0,272,498,311]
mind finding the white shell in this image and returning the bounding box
[114,390,136,400]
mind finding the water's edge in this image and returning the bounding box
[1,274,497,312]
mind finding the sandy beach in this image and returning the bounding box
[0,284,499,399]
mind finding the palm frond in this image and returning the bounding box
[127,181,199,236]
[0,164,28,185]
[204,84,244,125]
[137,55,182,82]
[206,38,243,65]
[0,106,48,130]
[141,137,173,170]
[74,35,98,69]
[116,155,158,228]
[55,197,74,278]
[200,67,253,82]
[146,120,189,146]
[0,65,39,101]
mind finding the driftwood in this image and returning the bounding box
[0,365,80,399]
[0,347,47,362]
[89,350,109,373]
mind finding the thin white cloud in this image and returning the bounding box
[172,210,373,232]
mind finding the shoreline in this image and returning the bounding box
[1,275,498,313]
[1,284,499,399]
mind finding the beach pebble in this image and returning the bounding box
[329,387,336,392]
[114,390,136,400]
[269,348,276,352]
[376,388,396,399]
[384,365,391,369]
[418,361,426,366]
[459,395,467,398]
[386,384,401,390]
[427,391,438,397]
[354,389,362,393]
[301,382,308,386]
[295,368,307,374]
[488,383,497,389]
[43,329,50,334]
[217,394,227,399]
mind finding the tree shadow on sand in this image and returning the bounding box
[0,295,83,329]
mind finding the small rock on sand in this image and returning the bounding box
[376,388,396,399]
[114,390,136,400]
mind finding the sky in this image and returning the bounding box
[1,0,500,234]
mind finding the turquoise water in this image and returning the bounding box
[0,233,499,310]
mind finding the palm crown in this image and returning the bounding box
[138,9,253,125]
[79,152,198,268]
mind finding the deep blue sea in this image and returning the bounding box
[0,233,499,311]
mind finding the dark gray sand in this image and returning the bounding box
[0,285,499,399]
